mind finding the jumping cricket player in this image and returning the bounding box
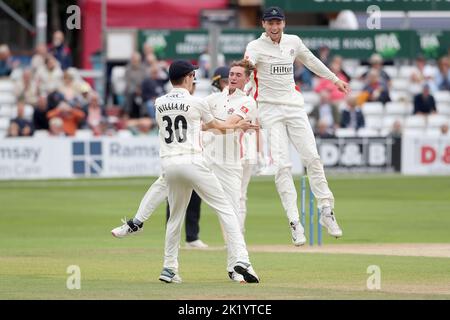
[244,6,348,245]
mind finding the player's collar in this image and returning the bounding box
[171,87,190,94]
[225,87,245,97]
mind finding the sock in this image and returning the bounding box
[132,218,143,226]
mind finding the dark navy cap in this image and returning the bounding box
[212,66,230,89]
[213,66,230,80]
[262,6,285,21]
[169,60,198,81]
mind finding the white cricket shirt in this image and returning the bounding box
[245,32,339,107]
[204,87,257,166]
[156,87,214,159]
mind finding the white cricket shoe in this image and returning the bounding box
[111,218,143,238]
[159,268,182,284]
[185,239,209,249]
[228,271,245,283]
[234,261,260,283]
[289,220,306,246]
[319,207,343,238]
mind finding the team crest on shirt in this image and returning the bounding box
[290,49,295,56]
[227,107,235,114]
[240,106,249,114]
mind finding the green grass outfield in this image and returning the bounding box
[1,175,449,299]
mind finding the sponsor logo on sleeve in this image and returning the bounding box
[240,106,249,114]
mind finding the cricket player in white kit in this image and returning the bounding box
[111,61,259,283]
[154,60,259,283]
[202,60,257,277]
[244,7,348,245]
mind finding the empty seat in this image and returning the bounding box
[425,128,443,137]
[437,103,450,116]
[335,128,356,137]
[355,65,369,78]
[0,94,16,105]
[117,129,133,138]
[357,128,379,137]
[427,114,448,128]
[33,130,50,138]
[390,90,412,102]
[405,115,427,128]
[349,80,364,91]
[384,66,398,78]
[75,129,93,139]
[403,128,425,136]
[362,102,384,116]
[434,91,450,104]
[398,66,417,79]
[0,105,12,118]
[385,101,413,116]
[391,78,409,91]
[365,116,383,129]
[0,80,14,92]
[0,117,10,130]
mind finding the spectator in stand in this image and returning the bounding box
[340,95,365,130]
[198,46,226,78]
[314,56,349,103]
[14,69,38,106]
[362,53,391,87]
[8,99,34,137]
[6,122,20,137]
[59,68,82,102]
[142,64,169,120]
[315,119,336,138]
[129,118,153,136]
[35,55,63,95]
[48,117,66,137]
[48,31,72,70]
[33,95,49,130]
[435,56,450,91]
[47,90,65,111]
[389,120,403,138]
[0,44,13,77]
[413,84,437,115]
[360,69,391,104]
[317,45,331,67]
[294,59,313,91]
[441,123,449,135]
[84,92,106,136]
[310,91,340,133]
[47,101,85,136]
[410,55,435,85]
[124,52,147,117]
[30,43,48,74]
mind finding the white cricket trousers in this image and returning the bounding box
[258,103,335,222]
[162,155,251,272]
[208,162,244,272]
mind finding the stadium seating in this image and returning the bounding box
[335,127,356,137]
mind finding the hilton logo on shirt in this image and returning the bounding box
[270,64,293,75]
